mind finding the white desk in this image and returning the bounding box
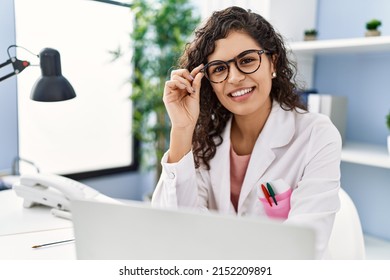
[1,189,390,260]
[0,189,76,259]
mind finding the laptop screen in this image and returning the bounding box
[71,200,315,260]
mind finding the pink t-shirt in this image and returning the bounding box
[230,144,251,212]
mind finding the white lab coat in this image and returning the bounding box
[152,101,342,259]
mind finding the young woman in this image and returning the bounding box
[151,6,342,259]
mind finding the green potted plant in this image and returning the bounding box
[304,29,318,41]
[128,0,200,184]
[365,19,382,37]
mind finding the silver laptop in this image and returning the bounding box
[71,200,315,260]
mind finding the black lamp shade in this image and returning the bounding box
[30,48,76,102]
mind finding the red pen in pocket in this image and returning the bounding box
[261,184,273,207]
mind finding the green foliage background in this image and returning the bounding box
[386,111,390,131]
[130,0,200,178]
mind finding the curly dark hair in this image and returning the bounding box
[178,6,306,169]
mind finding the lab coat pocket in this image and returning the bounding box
[259,188,292,219]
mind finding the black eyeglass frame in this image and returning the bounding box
[201,49,272,84]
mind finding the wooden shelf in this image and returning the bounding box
[289,36,390,55]
[341,142,390,169]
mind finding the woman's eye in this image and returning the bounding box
[212,65,227,73]
[240,57,255,65]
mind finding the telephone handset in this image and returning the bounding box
[13,173,101,212]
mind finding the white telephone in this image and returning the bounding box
[13,173,119,218]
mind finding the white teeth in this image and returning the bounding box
[230,87,253,97]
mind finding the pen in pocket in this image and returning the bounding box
[260,184,273,207]
[266,182,278,205]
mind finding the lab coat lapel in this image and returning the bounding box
[209,119,233,214]
[237,131,276,211]
[238,103,295,211]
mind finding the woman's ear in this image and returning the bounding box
[270,54,278,78]
[270,54,277,73]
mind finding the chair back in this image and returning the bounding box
[328,188,365,259]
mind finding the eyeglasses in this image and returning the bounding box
[201,49,271,84]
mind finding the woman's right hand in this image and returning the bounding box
[163,64,204,130]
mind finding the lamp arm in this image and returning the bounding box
[0,57,30,82]
[0,58,16,82]
[0,58,12,68]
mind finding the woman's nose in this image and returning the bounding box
[227,64,245,84]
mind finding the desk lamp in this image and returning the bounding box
[0,45,76,102]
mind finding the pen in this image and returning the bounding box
[32,239,75,249]
[261,184,272,207]
[266,182,278,205]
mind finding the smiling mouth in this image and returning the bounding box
[229,87,254,97]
